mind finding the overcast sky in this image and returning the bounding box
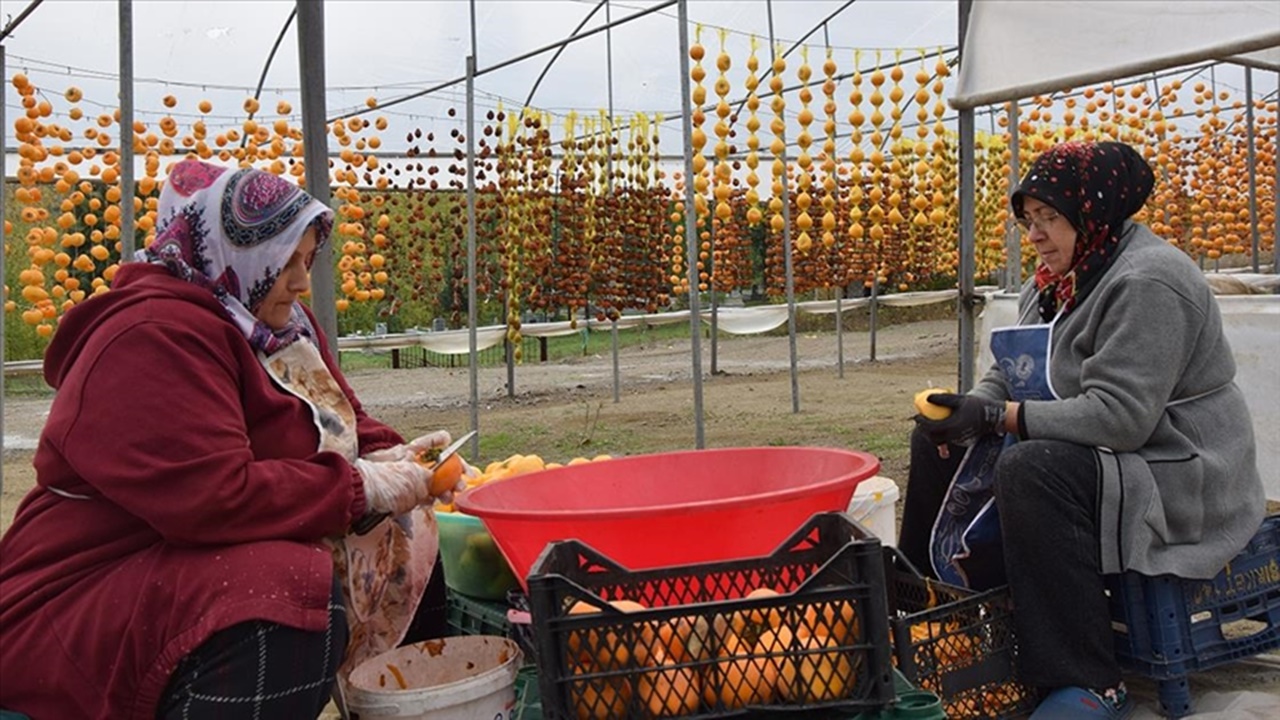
[0,1,1271,164]
[1,1,958,152]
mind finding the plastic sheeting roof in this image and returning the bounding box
[950,0,1280,109]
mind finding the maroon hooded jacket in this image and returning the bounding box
[0,263,402,718]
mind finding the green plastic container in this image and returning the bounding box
[849,670,946,720]
[446,589,511,638]
[512,665,543,720]
[437,510,520,600]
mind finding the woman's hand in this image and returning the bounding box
[353,458,433,516]
[361,430,452,464]
[914,393,1007,447]
[406,430,452,457]
[434,461,479,506]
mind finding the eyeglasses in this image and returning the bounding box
[1017,210,1061,234]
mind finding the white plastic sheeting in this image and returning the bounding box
[1218,296,1280,496]
[951,0,1280,110]
[333,290,964,355]
[977,292,1280,501]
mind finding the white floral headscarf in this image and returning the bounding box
[142,159,333,354]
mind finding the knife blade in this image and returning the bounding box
[351,430,478,536]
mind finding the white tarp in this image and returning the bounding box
[338,327,508,354]
[327,293,963,355]
[708,306,792,335]
[977,292,1280,501]
[296,291,979,353]
[1218,296,1280,496]
[951,0,1280,110]
[1231,46,1280,71]
[798,289,964,315]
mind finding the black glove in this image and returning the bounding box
[914,393,1006,447]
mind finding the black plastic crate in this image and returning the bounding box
[508,589,540,666]
[512,666,946,720]
[883,550,1035,720]
[526,512,897,719]
[1107,514,1280,718]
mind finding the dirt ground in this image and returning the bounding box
[4,317,1278,714]
[2,317,961,531]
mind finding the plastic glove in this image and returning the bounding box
[405,430,452,458]
[436,460,482,506]
[360,430,452,464]
[914,393,1006,448]
[360,445,412,463]
[353,457,432,516]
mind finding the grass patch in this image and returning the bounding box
[3,374,54,398]
[472,414,624,464]
[856,431,910,458]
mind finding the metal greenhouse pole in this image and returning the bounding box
[1245,67,1260,274]
[466,1,481,457]
[118,0,135,260]
[466,54,480,456]
[1,44,6,492]
[676,0,706,448]
[606,0,622,405]
[710,220,719,375]
[296,0,338,352]
[1004,101,1021,291]
[958,0,977,391]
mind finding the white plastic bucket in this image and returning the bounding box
[346,635,522,719]
[847,475,900,546]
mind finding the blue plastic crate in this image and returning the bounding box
[1107,514,1280,718]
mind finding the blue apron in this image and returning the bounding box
[929,316,1060,589]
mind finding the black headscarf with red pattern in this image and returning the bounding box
[1011,141,1154,321]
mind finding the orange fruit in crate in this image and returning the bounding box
[756,626,796,698]
[792,633,854,703]
[637,647,701,717]
[566,599,643,669]
[799,600,859,644]
[911,620,978,665]
[636,613,699,666]
[570,667,632,720]
[702,632,777,709]
[565,601,606,664]
[733,587,784,634]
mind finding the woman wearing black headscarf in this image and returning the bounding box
[899,141,1263,718]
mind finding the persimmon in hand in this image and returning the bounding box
[913,387,954,420]
[416,449,465,497]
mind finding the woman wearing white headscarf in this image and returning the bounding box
[0,160,459,719]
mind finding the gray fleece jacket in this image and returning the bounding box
[973,221,1265,579]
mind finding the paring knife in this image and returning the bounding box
[351,429,477,535]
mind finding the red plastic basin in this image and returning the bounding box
[454,446,880,589]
